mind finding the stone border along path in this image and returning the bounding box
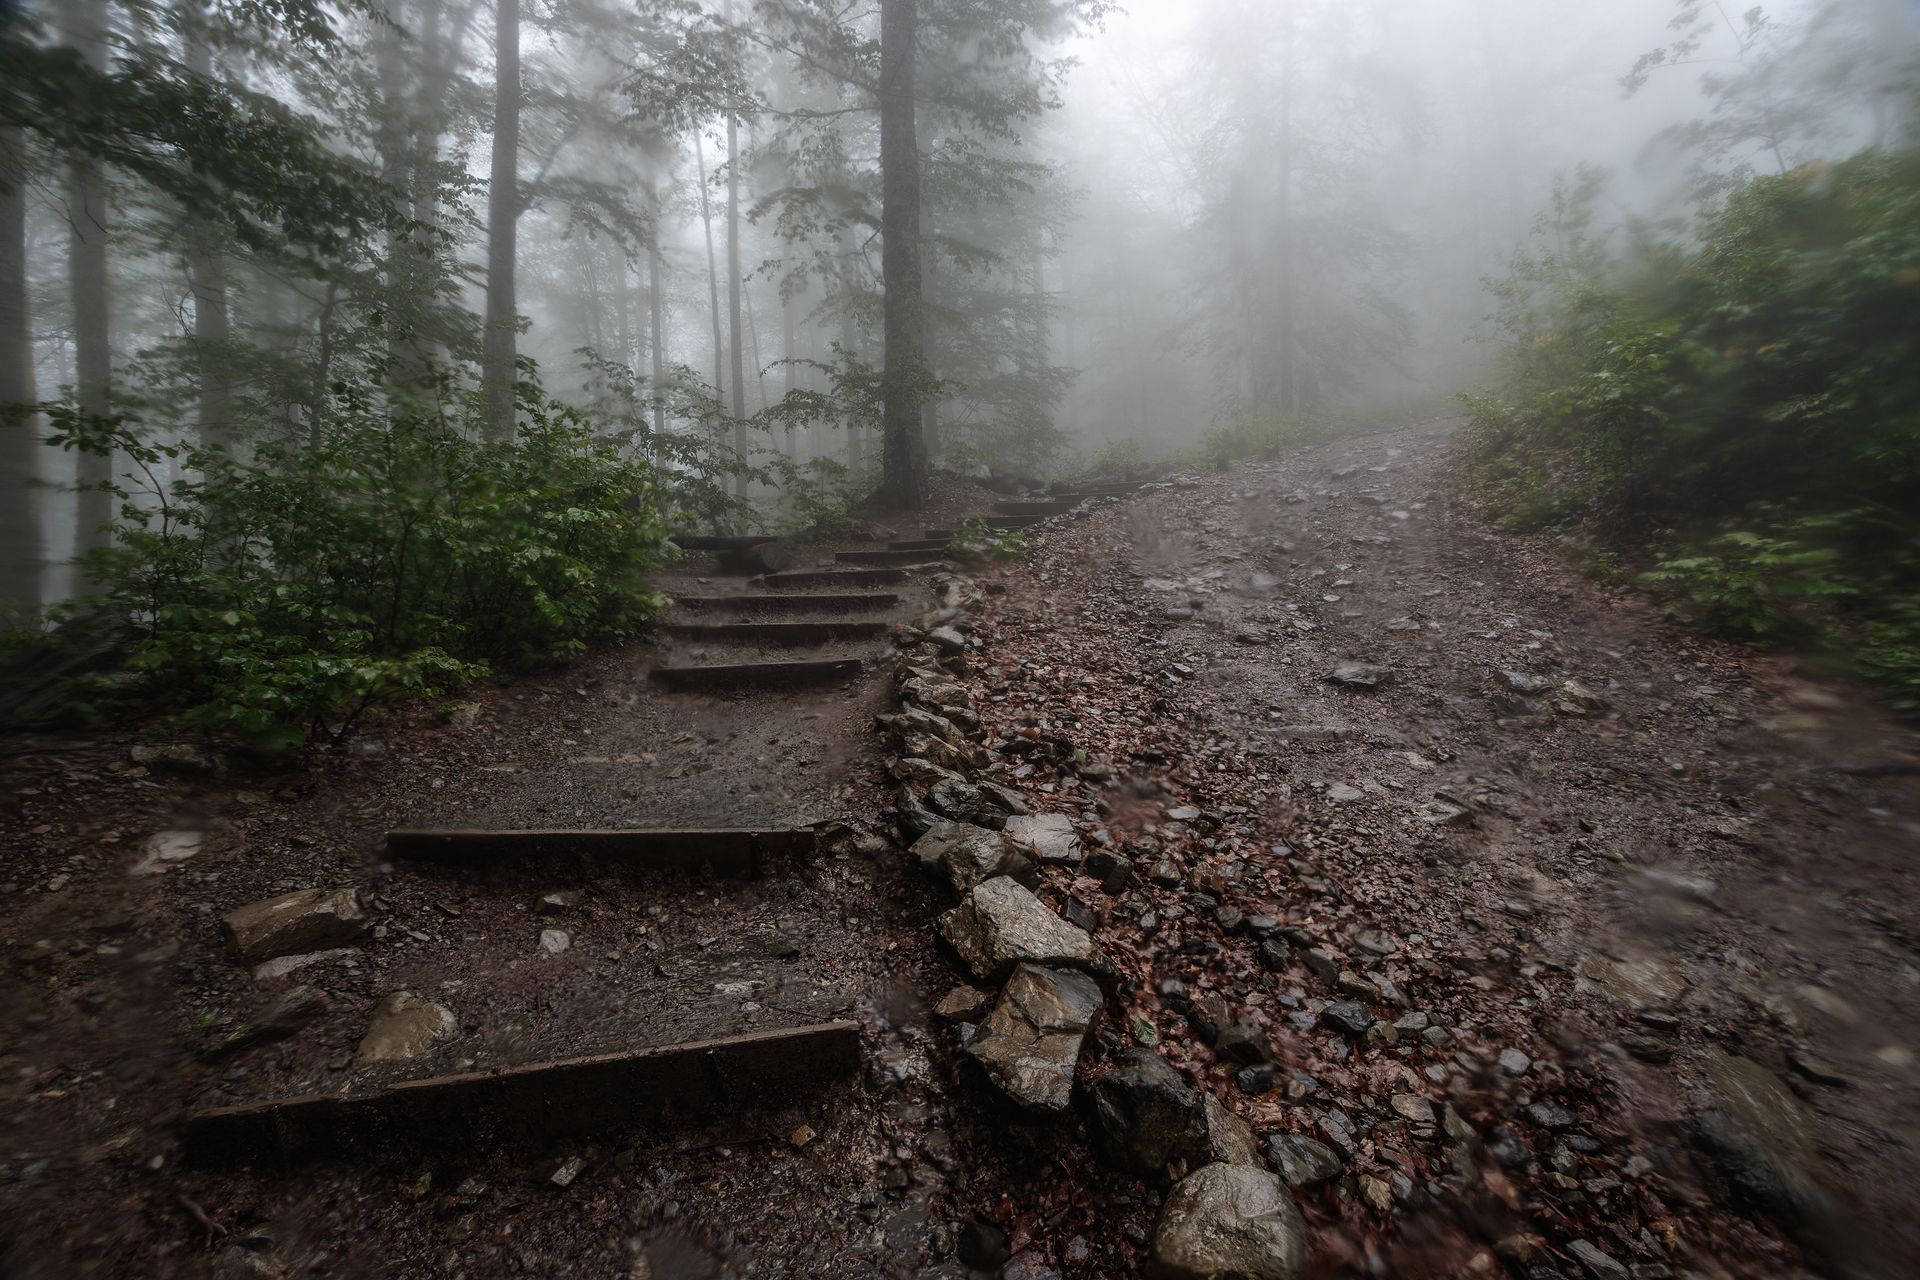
[877,482,1323,1280]
[181,486,1142,1173]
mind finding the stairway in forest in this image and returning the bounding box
[185,483,1152,1165]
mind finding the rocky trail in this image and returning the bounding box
[3,421,1917,1280]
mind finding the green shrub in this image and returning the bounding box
[946,516,1030,563]
[1467,149,1920,706]
[41,378,672,744]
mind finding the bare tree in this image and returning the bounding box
[1,124,40,613]
[68,0,114,575]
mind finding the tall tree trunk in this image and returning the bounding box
[694,134,725,404]
[1,124,41,613]
[480,0,521,441]
[878,0,927,510]
[1275,4,1299,418]
[646,176,668,441]
[724,112,748,498]
[184,23,234,451]
[780,278,798,457]
[69,0,114,580]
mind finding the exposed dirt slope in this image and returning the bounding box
[940,419,1920,1279]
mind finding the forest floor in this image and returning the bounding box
[2,423,1917,1280]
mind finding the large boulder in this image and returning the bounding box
[221,887,370,963]
[966,964,1103,1111]
[927,777,1008,829]
[938,877,1102,982]
[1151,1163,1309,1280]
[357,991,459,1063]
[1002,813,1083,867]
[1086,1050,1258,1177]
[911,823,1035,892]
[1695,1050,1838,1229]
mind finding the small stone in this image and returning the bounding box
[958,1221,1011,1270]
[539,928,571,955]
[1320,1001,1375,1037]
[1526,1101,1576,1130]
[1236,1063,1278,1094]
[1390,1094,1434,1125]
[1498,1047,1531,1075]
[548,1155,586,1188]
[1566,1240,1628,1280]
[937,877,1102,982]
[1325,662,1390,690]
[1359,1175,1393,1213]
[534,889,584,912]
[1001,813,1083,866]
[965,964,1103,1111]
[935,984,992,1023]
[1264,1133,1341,1186]
[788,1124,816,1148]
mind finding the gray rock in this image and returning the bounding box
[966,964,1102,1112]
[1695,1049,1838,1229]
[1324,662,1390,690]
[201,985,331,1061]
[1002,813,1083,866]
[976,781,1031,816]
[221,887,370,963]
[1566,1240,1628,1280]
[1264,1133,1341,1186]
[935,984,992,1022]
[1151,1163,1308,1280]
[911,823,1033,891]
[897,786,942,839]
[927,777,1007,830]
[1085,1049,1256,1177]
[1495,670,1553,695]
[357,991,458,1062]
[937,877,1102,981]
[1319,1001,1375,1036]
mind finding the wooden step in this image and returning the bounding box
[1049,486,1140,500]
[886,538,949,552]
[387,826,817,874]
[670,592,901,612]
[665,621,889,645]
[760,568,906,589]
[922,515,1045,538]
[674,534,779,552]
[185,1021,862,1165]
[835,548,945,566]
[650,657,863,690]
[993,499,1080,516]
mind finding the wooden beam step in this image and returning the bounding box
[670,592,901,612]
[760,568,905,588]
[993,499,1080,516]
[649,657,863,690]
[674,534,779,552]
[922,515,1044,538]
[1049,487,1139,500]
[835,548,945,566]
[386,826,818,874]
[886,538,949,552]
[665,621,889,645]
[185,1021,862,1165]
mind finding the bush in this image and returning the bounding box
[1467,150,1920,706]
[40,379,672,743]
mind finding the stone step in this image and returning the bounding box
[835,548,945,566]
[670,592,901,612]
[886,538,949,552]
[185,1021,862,1164]
[649,657,864,690]
[993,499,1079,516]
[386,826,817,874]
[674,534,780,552]
[665,621,889,645]
[760,568,906,589]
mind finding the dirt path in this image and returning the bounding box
[941,420,1920,1278]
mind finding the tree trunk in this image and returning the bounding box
[694,133,726,423]
[878,0,927,510]
[646,176,667,441]
[69,0,114,579]
[780,277,798,457]
[480,0,521,441]
[1,124,41,613]
[184,25,234,452]
[725,112,748,498]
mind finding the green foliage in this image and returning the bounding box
[1468,148,1920,705]
[946,515,1029,563]
[36,378,671,743]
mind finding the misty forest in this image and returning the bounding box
[2,0,1918,1277]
